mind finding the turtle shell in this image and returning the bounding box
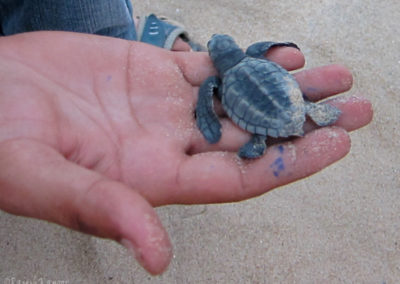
[221,57,306,138]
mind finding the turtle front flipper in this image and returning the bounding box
[305,101,341,127]
[238,134,267,159]
[245,41,300,59]
[196,76,222,143]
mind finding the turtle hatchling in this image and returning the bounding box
[195,34,341,159]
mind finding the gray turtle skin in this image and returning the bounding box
[196,34,341,158]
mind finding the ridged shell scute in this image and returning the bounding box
[221,57,305,137]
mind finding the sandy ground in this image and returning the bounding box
[1,0,399,283]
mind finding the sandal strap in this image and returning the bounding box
[137,14,188,50]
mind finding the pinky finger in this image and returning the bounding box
[175,127,351,204]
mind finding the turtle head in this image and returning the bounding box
[207,34,245,75]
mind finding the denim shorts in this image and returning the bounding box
[0,0,137,40]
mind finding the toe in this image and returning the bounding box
[171,37,192,51]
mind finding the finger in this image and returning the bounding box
[329,95,373,131]
[189,95,372,154]
[210,64,352,116]
[177,127,350,204]
[175,47,305,86]
[265,46,305,71]
[171,37,192,52]
[0,139,171,275]
[188,118,250,154]
[295,64,353,101]
[303,95,373,132]
[188,64,357,152]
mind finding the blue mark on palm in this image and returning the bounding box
[271,145,285,177]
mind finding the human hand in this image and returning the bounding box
[0,32,372,274]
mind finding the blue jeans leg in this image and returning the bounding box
[0,0,137,40]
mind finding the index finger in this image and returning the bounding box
[175,47,305,86]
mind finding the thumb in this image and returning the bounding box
[0,139,171,275]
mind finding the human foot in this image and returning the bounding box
[134,14,203,51]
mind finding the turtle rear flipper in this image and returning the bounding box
[305,101,341,126]
[238,134,267,159]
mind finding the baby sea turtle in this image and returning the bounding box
[196,34,341,158]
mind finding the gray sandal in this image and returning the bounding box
[136,14,205,51]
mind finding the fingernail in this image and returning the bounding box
[120,238,145,266]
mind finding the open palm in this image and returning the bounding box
[0,32,372,274]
